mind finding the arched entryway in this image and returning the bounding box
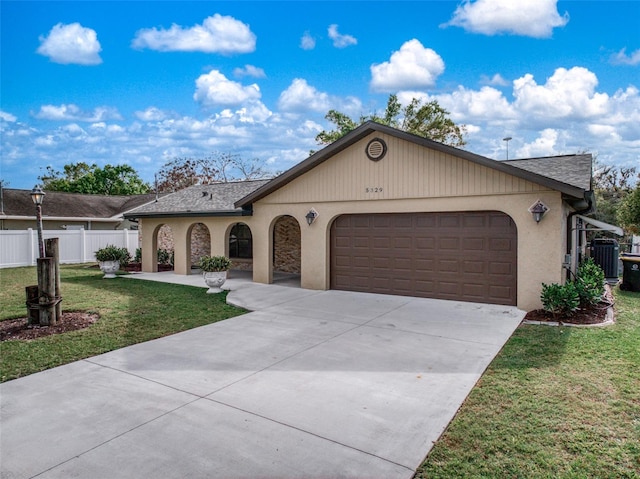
[152,224,175,272]
[228,222,253,271]
[272,215,301,284]
[187,222,211,270]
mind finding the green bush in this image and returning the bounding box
[157,248,174,266]
[197,255,232,272]
[541,282,580,319]
[134,247,142,263]
[575,258,605,306]
[95,245,131,265]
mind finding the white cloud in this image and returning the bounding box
[480,73,509,87]
[132,14,256,54]
[436,86,516,122]
[278,79,331,113]
[327,24,357,48]
[0,111,17,122]
[193,70,261,107]
[134,107,170,122]
[513,67,609,121]
[300,31,316,50]
[610,47,640,66]
[443,0,569,38]
[233,64,266,78]
[370,39,445,92]
[33,104,122,122]
[516,129,560,157]
[37,23,102,65]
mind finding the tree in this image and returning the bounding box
[592,162,638,227]
[156,152,273,193]
[315,94,467,147]
[617,186,640,234]
[39,163,150,195]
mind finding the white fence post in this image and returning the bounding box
[80,228,87,262]
[28,228,35,265]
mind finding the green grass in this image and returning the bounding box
[415,288,640,478]
[0,265,246,382]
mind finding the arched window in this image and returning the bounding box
[229,223,252,259]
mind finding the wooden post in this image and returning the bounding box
[45,238,62,319]
[37,257,57,326]
[25,285,39,324]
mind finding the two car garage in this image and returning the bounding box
[331,211,518,306]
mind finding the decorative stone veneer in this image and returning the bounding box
[189,223,211,264]
[143,223,211,265]
[273,216,301,274]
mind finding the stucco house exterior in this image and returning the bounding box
[126,122,600,311]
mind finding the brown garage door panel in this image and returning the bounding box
[330,212,517,305]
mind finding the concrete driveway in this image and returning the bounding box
[1,277,524,478]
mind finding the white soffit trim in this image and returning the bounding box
[577,215,624,237]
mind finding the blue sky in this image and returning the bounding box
[1,0,639,190]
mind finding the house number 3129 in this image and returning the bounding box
[365,187,383,193]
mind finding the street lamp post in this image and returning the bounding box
[30,185,46,258]
[503,137,512,160]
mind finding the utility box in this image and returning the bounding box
[620,253,640,292]
[590,238,620,282]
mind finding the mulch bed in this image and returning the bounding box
[0,311,99,341]
[523,302,611,325]
[523,286,615,325]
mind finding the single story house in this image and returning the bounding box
[0,188,158,231]
[126,122,611,311]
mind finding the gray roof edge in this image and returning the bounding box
[236,122,589,207]
[123,209,251,220]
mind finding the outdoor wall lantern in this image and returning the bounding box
[30,185,46,257]
[529,200,549,224]
[305,208,318,226]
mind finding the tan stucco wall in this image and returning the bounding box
[248,192,566,311]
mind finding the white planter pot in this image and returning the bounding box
[99,260,120,279]
[203,271,227,293]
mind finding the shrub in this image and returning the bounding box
[95,245,131,265]
[134,247,142,263]
[197,255,232,272]
[541,282,580,319]
[157,248,174,266]
[575,258,605,306]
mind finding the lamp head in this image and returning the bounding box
[30,185,45,206]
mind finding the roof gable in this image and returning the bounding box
[236,122,591,207]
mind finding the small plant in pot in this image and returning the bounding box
[197,255,232,293]
[95,245,131,278]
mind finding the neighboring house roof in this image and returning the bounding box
[236,122,592,208]
[0,188,158,222]
[124,180,271,219]
[504,155,592,191]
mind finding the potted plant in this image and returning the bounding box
[197,255,232,293]
[95,245,130,278]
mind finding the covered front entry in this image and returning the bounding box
[330,211,518,305]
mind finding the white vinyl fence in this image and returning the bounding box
[0,229,138,269]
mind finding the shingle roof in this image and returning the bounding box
[505,154,592,191]
[125,180,271,218]
[1,189,158,219]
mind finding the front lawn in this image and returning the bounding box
[416,288,640,478]
[0,265,246,382]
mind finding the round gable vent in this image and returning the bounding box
[366,138,387,161]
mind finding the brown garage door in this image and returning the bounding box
[330,211,517,305]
